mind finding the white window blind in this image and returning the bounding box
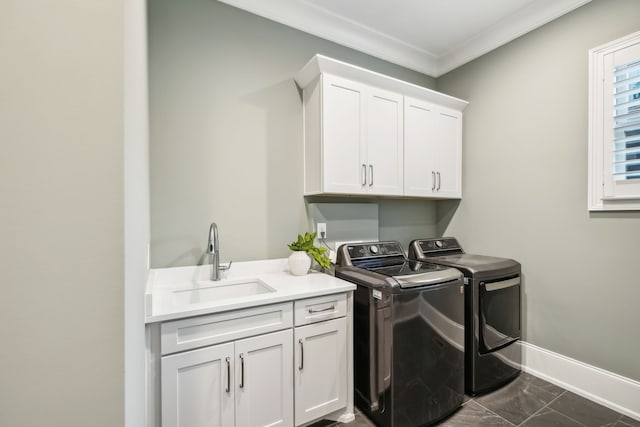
[612,60,640,182]
[589,30,640,210]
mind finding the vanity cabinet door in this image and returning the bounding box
[235,329,294,427]
[294,318,348,426]
[161,342,235,427]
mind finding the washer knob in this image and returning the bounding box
[369,245,379,254]
[435,240,444,248]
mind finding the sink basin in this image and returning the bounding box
[172,278,275,304]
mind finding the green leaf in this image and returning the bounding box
[287,230,332,270]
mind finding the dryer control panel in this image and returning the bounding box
[412,237,464,257]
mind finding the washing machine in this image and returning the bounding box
[335,241,465,426]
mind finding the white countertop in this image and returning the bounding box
[145,258,356,323]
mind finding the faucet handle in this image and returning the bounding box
[219,261,233,271]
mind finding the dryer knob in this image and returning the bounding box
[369,245,379,255]
[435,240,444,248]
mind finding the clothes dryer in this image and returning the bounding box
[409,237,521,395]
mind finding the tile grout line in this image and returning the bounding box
[513,390,567,426]
[515,390,587,427]
[471,398,518,427]
[612,412,625,426]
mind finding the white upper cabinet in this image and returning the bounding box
[321,75,367,194]
[404,96,462,198]
[296,54,467,199]
[305,74,403,196]
[366,87,404,195]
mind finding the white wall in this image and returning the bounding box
[437,0,640,381]
[0,1,125,425]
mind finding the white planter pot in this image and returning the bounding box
[288,251,311,276]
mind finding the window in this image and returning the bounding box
[588,31,640,211]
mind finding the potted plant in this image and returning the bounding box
[287,231,332,276]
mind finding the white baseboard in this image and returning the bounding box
[521,341,640,421]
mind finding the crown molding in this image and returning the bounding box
[295,54,468,111]
[218,0,592,77]
[435,0,593,76]
[217,0,440,76]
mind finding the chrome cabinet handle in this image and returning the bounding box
[432,171,436,191]
[362,164,367,186]
[298,339,304,370]
[437,172,441,191]
[239,353,245,388]
[225,357,231,393]
[369,164,374,187]
[308,305,335,314]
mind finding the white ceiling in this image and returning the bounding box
[217,0,592,77]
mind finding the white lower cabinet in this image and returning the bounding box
[161,329,293,427]
[161,342,235,427]
[235,330,293,427]
[294,317,347,425]
[157,295,352,427]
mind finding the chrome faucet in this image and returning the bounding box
[207,222,232,280]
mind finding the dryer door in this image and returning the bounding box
[479,276,521,353]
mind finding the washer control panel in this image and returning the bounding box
[346,242,403,259]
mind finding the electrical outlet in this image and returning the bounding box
[316,222,327,238]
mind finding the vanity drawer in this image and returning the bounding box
[294,293,347,326]
[161,302,293,355]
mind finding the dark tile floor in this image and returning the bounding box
[313,373,640,427]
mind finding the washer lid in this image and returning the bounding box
[362,260,462,288]
[432,253,520,276]
[392,268,462,288]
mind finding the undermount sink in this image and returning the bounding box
[173,278,275,304]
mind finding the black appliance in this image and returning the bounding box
[408,237,521,395]
[335,241,465,427]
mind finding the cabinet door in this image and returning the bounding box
[404,96,462,198]
[294,318,347,425]
[322,74,367,194]
[235,329,293,427]
[432,107,462,197]
[161,342,235,427]
[366,87,404,195]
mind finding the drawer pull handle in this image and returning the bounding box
[298,339,304,370]
[308,305,335,314]
[239,353,245,389]
[225,357,231,393]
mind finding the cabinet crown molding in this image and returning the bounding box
[295,54,468,112]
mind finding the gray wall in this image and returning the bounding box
[148,0,438,267]
[0,1,124,426]
[437,0,640,381]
